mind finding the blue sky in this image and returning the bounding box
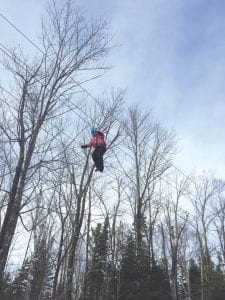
[1,0,225,178]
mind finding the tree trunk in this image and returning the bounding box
[52,216,67,300]
[0,197,21,284]
[66,167,94,300]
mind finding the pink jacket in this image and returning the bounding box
[86,131,106,148]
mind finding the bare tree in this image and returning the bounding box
[213,192,225,264]
[122,107,176,257]
[0,0,111,286]
[162,172,189,300]
[29,216,55,300]
[191,174,223,300]
[50,171,71,300]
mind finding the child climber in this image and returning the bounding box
[81,127,106,172]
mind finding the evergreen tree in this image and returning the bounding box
[200,255,225,300]
[11,259,31,300]
[149,264,172,300]
[85,217,109,300]
[119,232,172,300]
[0,272,13,300]
[107,264,118,300]
[189,259,201,300]
[209,264,225,300]
[119,233,139,300]
[29,231,53,300]
[137,239,152,299]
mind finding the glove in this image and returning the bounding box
[81,145,87,149]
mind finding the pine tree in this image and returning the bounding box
[119,233,139,300]
[0,272,13,300]
[11,259,31,300]
[85,217,109,300]
[29,231,53,300]
[119,231,172,300]
[189,259,201,300]
[199,255,225,300]
[148,264,172,300]
[209,264,225,300]
[107,264,118,300]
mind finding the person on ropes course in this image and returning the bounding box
[81,127,107,172]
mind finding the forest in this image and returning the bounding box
[0,1,225,299]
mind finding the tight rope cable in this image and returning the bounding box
[0,10,199,189]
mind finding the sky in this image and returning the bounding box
[1,0,225,179]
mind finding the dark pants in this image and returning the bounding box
[92,146,106,172]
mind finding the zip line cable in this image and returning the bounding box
[0,12,45,55]
[0,10,119,128]
[0,44,93,127]
[0,82,76,144]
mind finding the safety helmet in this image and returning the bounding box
[91,127,97,135]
